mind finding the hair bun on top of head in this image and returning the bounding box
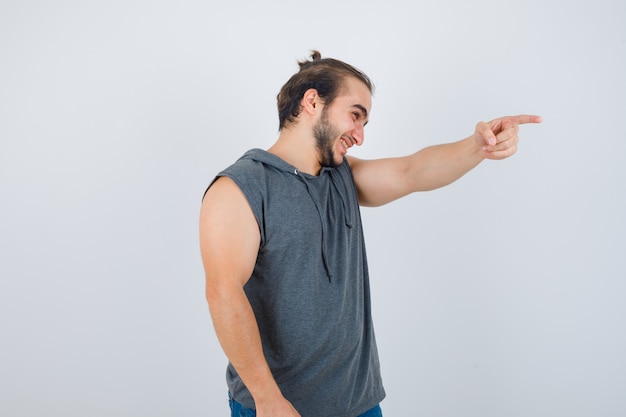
[298,50,322,69]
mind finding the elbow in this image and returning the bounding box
[205,275,246,310]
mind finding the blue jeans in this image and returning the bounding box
[228,392,383,417]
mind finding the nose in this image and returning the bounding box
[352,123,365,146]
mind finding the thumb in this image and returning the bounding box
[476,121,497,146]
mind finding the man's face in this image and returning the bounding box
[313,77,371,168]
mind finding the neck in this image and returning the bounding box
[268,127,322,176]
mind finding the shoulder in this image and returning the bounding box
[203,152,268,200]
[222,155,267,180]
[202,176,250,218]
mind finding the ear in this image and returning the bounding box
[301,88,321,116]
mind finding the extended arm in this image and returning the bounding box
[199,177,300,416]
[349,115,541,207]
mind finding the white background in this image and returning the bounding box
[1,1,624,416]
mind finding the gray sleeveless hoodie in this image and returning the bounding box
[210,149,385,417]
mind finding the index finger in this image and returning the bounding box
[502,114,543,128]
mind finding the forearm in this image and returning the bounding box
[407,135,484,191]
[351,136,485,206]
[207,285,282,404]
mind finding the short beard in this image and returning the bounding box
[313,109,341,168]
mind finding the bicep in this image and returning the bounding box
[199,176,261,295]
[348,155,413,207]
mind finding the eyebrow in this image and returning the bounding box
[352,104,369,125]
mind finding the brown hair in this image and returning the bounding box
[276,50,374,130]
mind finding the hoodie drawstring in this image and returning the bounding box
[294,168,352,282]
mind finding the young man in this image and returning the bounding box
[199,50,541,417]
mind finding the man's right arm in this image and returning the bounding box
[199,176,300,417]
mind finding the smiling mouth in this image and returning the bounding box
[340,136,353,150]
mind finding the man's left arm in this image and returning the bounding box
[348,114,542,207]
